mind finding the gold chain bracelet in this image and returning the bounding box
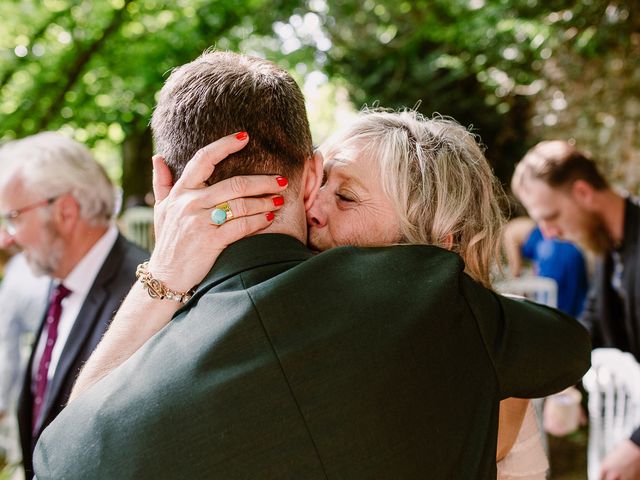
[135,261,195,304]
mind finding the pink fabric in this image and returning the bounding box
[497,402,549,480]
[32,284,71,434]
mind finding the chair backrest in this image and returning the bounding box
[583,348,640,480]
[120,206,155,252]
[494,275,558,308]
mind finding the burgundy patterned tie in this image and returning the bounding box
[32,283,71,434]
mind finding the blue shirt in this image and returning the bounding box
[522,227,589,317]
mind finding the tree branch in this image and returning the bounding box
[35,0,136,131]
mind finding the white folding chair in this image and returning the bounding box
[120,206,155,252]
[494,275,558,308]
[583,348,640,480]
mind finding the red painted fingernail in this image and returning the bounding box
[276,176,288,187]
[272,196,284,207]
[266,212,275,221]
[235,131,248,141]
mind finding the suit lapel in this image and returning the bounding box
[36,236,126,430]
[17,289,51,446]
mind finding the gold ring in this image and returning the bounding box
[210,201,234,225]
[216,202,234,221]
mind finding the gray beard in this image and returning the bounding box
[25,226,64,277]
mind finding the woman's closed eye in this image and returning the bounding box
[336,192,356,203]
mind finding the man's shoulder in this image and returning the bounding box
[200,240,465,296]
[189,242,468,317]
[111,234,149,269]
[306,244,465,278]
[93,234,148,292]
[244,243,467,304]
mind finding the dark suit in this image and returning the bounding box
[18,233,147,478]
[580,197,640,444]
[34,234,590,479]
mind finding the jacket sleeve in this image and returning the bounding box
[461,275,592,399]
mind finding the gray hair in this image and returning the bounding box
[320,109,506,288]
[0,132,115,226]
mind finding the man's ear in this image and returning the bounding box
[571,179,596,209]
[303,150,324,211]
[442,233,454,251]
[52,193,80,235]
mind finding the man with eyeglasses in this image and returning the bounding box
[0,132,148,479]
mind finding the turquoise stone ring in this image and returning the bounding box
[210,208,228,225]
[211,201,234,225]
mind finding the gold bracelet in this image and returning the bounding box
[135,261,195,304]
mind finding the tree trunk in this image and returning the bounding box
[121,126,153,210]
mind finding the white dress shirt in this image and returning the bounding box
[31,226,119,391]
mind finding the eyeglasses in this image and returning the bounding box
[0,197,59,236]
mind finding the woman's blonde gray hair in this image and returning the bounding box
[320,109,506,288]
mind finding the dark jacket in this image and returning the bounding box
[34,234,590,479]
[18,233,147,478]
[580,197,640,444]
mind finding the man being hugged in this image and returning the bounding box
[34,52,590,480]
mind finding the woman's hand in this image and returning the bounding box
[71,132,287,401]
[148,131,288,292]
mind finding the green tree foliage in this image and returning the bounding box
[315,0,639,185]
[314,0,546,181]
[0,0,302,201]
[1,0,637,197]
[528,2,640,190]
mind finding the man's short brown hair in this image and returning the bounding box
[512,140,608,195]
[151,51,313,185]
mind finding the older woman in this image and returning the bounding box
[304,109,548,479]
[74,110,551,477]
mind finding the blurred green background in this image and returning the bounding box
[1,2,637,476]
[1,0,638,205]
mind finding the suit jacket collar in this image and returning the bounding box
[36,233,130,432]
[192,234,312,298]
[621,197,640,257]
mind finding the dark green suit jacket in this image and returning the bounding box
[34,234,590,479]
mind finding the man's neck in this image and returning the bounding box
[56,224,110,279]
[252,201,307,245]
